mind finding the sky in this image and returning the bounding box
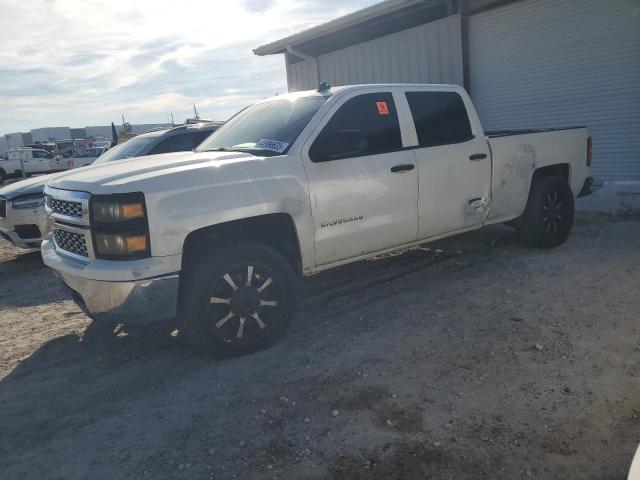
[0,0,379,134]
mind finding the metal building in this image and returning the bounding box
[254,0,640,182]
[30,127,72,143]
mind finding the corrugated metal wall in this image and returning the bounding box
[469,0,640,182]
[286,14,463,92]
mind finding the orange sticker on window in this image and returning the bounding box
[376,101,389,115]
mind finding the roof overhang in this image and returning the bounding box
[253,0,451,57]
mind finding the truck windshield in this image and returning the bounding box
[196,96,327,156]
[92,135,157,164]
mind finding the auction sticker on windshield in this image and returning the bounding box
[255,139,289,154]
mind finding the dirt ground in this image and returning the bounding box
[0,210,638,480]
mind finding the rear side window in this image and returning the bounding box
[149,132,196,155]
[405,92,473,147]
[310,92,402,162]
[192,129,215,147]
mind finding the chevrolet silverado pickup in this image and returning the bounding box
[41,84,593,357]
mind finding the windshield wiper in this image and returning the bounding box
[199,146,281,157]
[199,147,229,152]
[226,147,281,157]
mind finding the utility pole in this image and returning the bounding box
[193,105,199,120]
[171,113,175,127]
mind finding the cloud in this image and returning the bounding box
[0,0,378,133]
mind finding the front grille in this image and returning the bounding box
[46,196,83,218]
[0,199,6,218]
[53,228,88,257]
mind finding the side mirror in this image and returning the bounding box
[310,130,368,162]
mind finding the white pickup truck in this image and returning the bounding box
[42,84,592,357]
[1,148,59,180]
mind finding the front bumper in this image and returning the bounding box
[42,236,180,323]
[0,202,46,249]
[54,269,180,323]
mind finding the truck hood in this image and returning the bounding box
[46,151,256,194]
[0,174,53,199]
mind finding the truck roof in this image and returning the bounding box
[259,83,464,103]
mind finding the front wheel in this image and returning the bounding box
[179,242,298,358]
[516,176,575,248]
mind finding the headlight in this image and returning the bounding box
[12,193,45,210]
[90,193,150,259]
[92,199,145,222]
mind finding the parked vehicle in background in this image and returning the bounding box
[92,139,112,149]
[87,121,223,163]
[69,146,108,168]
[24,143,58,155]
[0,176,48,248]
[2,148,59,178]
[0,152,22,181]
[41,83,593,358]
[0,121,222,249]
[54,140,75,158]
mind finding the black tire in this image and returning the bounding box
[179,242,298,358]
[0,169,6,182]
[516,176,574,248]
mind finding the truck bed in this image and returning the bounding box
[485,126,589,224]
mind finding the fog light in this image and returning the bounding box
[95,233,147,256]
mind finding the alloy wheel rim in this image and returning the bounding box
[542,191,564,233]
[207,263,282,345]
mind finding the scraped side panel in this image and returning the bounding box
[487,128,589,223]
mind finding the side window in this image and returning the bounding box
[33,150,47,159]
[149,133,196,155]
[405,92,473,147]
[192,130,214,148]
[310,92,402,162]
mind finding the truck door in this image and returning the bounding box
[302,90,419,266]
[31,150,50,172]
[402,90,492,239]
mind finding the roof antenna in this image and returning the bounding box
[317,81,331,92]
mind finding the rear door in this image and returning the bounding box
[302,89,419,266]
[402,89,492,239]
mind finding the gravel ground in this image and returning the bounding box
[0,211,638,479]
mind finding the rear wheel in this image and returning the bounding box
[179,242,297,357]
[516,176,574,248]
[0,168,6,182]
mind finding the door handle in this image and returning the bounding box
[469,153,488,161]
[390,164,415,173]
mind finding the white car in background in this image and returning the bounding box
[0,175,49,248]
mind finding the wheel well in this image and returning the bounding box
[181,213,302,275]
[533,163,570,184]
